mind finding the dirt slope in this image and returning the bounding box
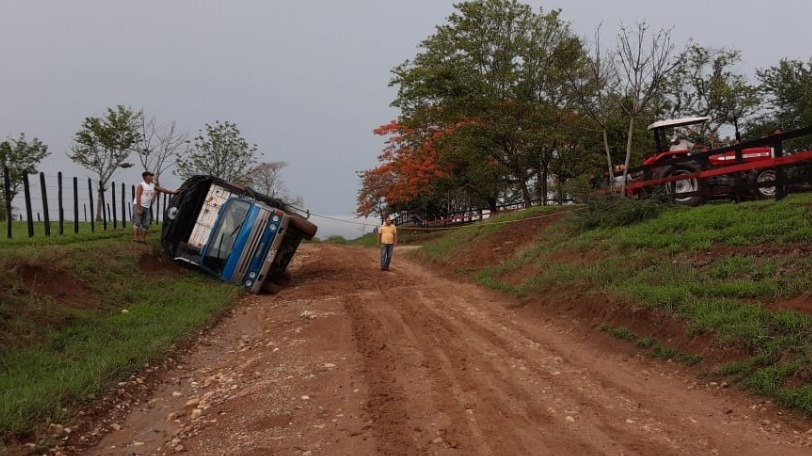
[61,239,812,456]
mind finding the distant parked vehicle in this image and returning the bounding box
[161,175,317,293]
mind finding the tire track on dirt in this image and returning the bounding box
[386,285,684,456]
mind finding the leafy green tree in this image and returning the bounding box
[0,133,50,220]
[175,121,259,184]
[664,45,758,140]
[756,58,812,131]
[566,25,627,182]
[69,105,142,219]
[390,0,584,209]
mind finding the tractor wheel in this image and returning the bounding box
[289,214,318,240]
[663,164,705,206]
[751,168,777,199]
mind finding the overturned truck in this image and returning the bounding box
[160,175,317,293]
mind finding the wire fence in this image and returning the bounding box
[2,168,172,239]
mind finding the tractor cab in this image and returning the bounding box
[647,116,709,153]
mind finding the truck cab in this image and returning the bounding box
[161,175,317,293]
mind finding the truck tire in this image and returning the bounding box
[289,214,318,240]
[663,164,705,206]
[750,168,777,199]
[261,281,284,294]
[271,269,293,286]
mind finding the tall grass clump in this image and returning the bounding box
[565,178,674,232]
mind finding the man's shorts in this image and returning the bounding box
[134,207,152,230]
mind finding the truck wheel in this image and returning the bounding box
[289,214,318,240]
[751,168,777,199]
[271,269,293,286]
[261,281,284,294]
[664,165,705,206]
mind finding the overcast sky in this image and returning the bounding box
[2,0,810,238]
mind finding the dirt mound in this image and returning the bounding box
[18,264,102,309]
[137,250,188,276]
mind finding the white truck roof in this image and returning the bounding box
[647,116,710,131]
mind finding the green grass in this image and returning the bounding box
[600,324,702,366]
[0,220,150,246]
[419,206,566,263]
[0,237,239,445]
[417,193,812,416]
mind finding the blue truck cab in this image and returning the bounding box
[161,175,317,293]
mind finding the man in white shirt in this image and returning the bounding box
[133,171,179,243]
[669,136,694,151]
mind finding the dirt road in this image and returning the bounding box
[77,243,812,456]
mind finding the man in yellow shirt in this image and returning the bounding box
[377,217,397,271]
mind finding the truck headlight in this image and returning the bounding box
[272,215,280,222]
[248,272,256,279]
[269,225,277,231]
[245,280,253,287]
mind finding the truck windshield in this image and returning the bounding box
[202,199,251,274]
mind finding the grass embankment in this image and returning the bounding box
[418,195,812,416]
[0,229,239,450]
[0,221,133,246]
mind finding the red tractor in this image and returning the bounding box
[622,116,812,205]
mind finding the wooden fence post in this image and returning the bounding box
[23,173,34,237]
[774,137,786,200]
[3,165,11,239]
[58,172,64,235]
[87,178,95,232]
[154,193,160,225]
[40,172,51,237]
[121,182,126,228]
[73,177,79,234]
[111,181,117,229]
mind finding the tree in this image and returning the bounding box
[69,105,142,219]
[389,0,584,209]
[566,25,626,182]
[175,121,259,184]
[664,45,759,140]
[356,120,454,218]
[246,161,303,207]
[615,22,683,190]
[135,115,190,185]
[757,58,812,131]
[0,133,50,220]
